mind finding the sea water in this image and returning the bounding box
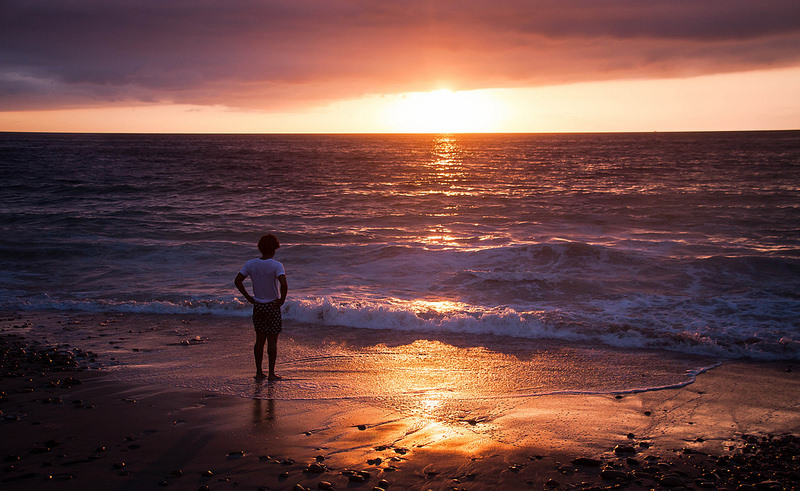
[1,131,799,399]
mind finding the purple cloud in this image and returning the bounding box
[1,0,799,110]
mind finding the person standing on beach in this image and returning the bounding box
[234,234,288,381]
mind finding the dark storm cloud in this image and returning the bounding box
[1,0,799,110]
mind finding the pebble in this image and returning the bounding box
[614,444,637,454]
[305,462,326,473]
[659,475,685,487]
[600,468,629,481]
[572,457,602,467]
[48,473,75,481]
[318,481,333,490]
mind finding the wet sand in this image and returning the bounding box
[1,312,799,490]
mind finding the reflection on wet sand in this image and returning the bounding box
[252,382,276,425]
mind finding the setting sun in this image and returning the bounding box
[383,89,508,133]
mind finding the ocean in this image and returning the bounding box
[1,131,799,398]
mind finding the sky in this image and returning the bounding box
[1,0,799,133]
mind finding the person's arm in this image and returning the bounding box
[234,272,255,304]
[277,274,288,306]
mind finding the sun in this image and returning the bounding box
[383,89,508,133]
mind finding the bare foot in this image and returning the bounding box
[268,374,282,381]
[254,372,267,380]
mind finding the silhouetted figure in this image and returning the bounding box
[234,234,288,380]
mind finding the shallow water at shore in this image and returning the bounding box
[9,311,718,419]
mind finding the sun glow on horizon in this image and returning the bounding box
[383,89,509,133]
[1,68,798,133]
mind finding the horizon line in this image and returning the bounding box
[2,128,798,136]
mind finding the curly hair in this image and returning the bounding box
[257,234,280,256]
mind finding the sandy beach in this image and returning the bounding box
[1,311,799,490]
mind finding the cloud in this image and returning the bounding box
[2,0,799,110]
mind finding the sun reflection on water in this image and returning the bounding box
[363,339,520,424]
[428,136,463,186]
[407,299,466,318]
[415,136,478,246]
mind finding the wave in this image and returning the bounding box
[282,296,800,361]
[10,295,251,317]
[9,291,799,362]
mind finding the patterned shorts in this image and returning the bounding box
[253,302,282,335]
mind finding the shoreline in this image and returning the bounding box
[1,311,799,490]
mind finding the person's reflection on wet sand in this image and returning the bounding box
[252,382,276,425]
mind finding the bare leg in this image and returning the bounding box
[267,333,281,380]
[254,331,267,379]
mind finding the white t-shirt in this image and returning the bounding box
[239,258,285,303]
